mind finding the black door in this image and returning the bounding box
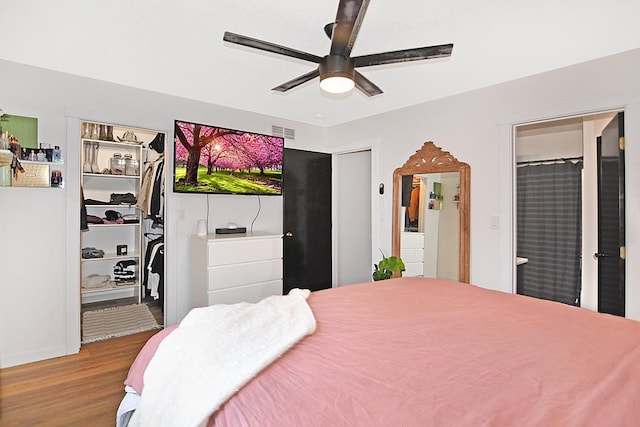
[283,148,332,293]
[596,112,625,316]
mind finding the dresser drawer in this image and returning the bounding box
[208,237,282,266]
[401,248,424,263]
[191,232,284,309]
[207,280,282,305]
[403,262,424,278]
[401,232,424,249]
[208,259,282,290]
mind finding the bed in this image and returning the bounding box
[118,277,640,426]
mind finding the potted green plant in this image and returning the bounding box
[372,251,406,281]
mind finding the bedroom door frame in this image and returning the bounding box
[504,107,626,313]
[331,138,379,287]
[334,149,372,286]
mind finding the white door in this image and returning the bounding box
[336,150,372,285]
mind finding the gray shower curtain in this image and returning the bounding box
[517,161,582,305]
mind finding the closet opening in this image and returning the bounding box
[80,122,166,344]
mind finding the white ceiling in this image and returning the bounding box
[1,0,639,127]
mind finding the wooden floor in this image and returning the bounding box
[0,329,160,426]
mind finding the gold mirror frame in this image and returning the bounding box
[392,142,470,283]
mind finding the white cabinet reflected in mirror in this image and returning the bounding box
[400,172,460,280]
[392,142,470,283]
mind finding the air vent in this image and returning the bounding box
[272,125,295,140]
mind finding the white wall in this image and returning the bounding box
[325,49,640,312]
[2,48,640,367]
[0,59,326,368]
[516,124,583,162]
[0,100,70,368]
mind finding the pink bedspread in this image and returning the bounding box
[126,278,640,426]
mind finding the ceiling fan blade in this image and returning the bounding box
[353,43,454,68]
[272,68,321,92]
[223,31,323,64]
[354,70,383,97]
[330,0,370,57]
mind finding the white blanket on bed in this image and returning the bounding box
[128,288,316,427]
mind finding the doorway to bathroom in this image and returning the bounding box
[514,111,625,316]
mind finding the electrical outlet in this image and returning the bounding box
[177,209,185,220]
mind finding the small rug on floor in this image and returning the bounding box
[82,303,161,344]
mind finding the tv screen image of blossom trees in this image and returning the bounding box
[174,121,283,195]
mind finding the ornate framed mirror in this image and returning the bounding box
[392,142,470,282]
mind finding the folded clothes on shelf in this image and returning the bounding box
[115,259,137,269]
[110,192,137,205]
[123,214,139,224]
[114,259,137,283]
[86,215,104,224]
[114,268,135,276]
[114,271,135,282]
[82,247,105,259]
[102,217,125,224]
[104,210,122,221]
[82,274,111,288]
[102,209,125,224]
[114,280,136,286]
[84,198,111,206]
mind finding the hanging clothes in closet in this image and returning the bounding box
[137,156,165,225]
[143,234,164,308]
[138,133,165,308]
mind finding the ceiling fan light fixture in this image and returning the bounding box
[223,1,453,97]
[320,75,354,94]
[319,55,355,94]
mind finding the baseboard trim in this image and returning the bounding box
[0,344,68,369]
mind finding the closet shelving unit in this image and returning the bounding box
[80,124,145,305]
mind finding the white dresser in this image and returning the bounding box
[191,231,283,307]
[401,232,425,277]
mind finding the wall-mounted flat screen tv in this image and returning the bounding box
[173,120,284,195]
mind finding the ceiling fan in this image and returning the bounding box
[223,0,453,96]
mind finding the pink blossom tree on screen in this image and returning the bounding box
[202,140,229,174]
[216,133,283,174]
[174,121,233,185]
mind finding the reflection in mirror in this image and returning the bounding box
[401,172,460,280]
[392,142,470,283]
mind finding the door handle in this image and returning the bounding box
[594,253,611,258]
[285,232,293,237]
